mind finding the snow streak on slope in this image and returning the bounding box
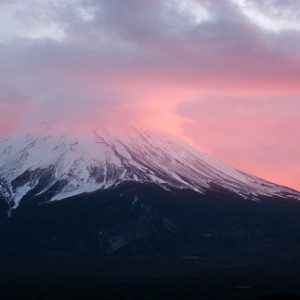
[0,125,299,209]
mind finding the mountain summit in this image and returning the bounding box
[0,125,299,210]
[1,124,300,258]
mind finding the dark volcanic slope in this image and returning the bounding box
[1,183,300,299]
[1,182,300,257]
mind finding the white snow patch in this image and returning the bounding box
[0,125,299,209]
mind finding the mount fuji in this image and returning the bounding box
[0,124,300,256]
[0,124,299,211]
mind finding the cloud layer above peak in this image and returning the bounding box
[0,0,300,190]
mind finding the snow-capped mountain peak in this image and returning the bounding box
[0,124,299,209]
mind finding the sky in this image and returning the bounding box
[0,0,299,191]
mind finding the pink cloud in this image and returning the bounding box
[180,97,300,191]
[0,0,300,190]
[0,98,33,137]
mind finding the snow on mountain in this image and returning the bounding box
[0,124,299,209]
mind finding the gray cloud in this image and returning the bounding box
[1,0,300,130]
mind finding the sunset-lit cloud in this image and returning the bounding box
[0,0,299,190]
